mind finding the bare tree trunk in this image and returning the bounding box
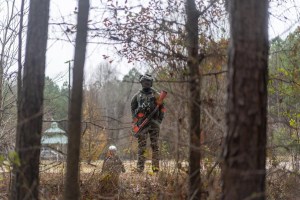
[15,0,25,162]
[17,0,25,107]
[63,0,90,199]
[11,0,50,199]
[222,0,269,199]
[185,0,202,199]
[10,0,24,194]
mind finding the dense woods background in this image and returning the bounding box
[0,0,299,199]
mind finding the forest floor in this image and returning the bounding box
[0,160,189,200]
[2,160,299,199]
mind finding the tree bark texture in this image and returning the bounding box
[185,0,201,199]
[11,0,50,199]
[63,0,89,199]
[222,0,269,200]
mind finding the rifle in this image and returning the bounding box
[132,90,167,137]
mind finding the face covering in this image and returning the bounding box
[141,80,152,89]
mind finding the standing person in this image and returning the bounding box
[131,74,166,172]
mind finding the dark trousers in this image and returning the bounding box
[137,122,160,171]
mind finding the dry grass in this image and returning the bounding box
[0,159,219,200]
[0,172,10,200]
[4,160,299,199]
[0,160,188,200]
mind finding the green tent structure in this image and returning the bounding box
[41,121,68,160]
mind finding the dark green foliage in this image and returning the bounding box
[122,68,141,82]
[268,28,300,160]
[43,77,68,120]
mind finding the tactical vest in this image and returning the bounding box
[136,90,158,116]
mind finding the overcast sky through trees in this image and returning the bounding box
[4,0,299,85]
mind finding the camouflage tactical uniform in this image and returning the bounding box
[102,155,126,175]
[100,154,125,196]
[131,88,165,172]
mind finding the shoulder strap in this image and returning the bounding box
[137,91,143,107]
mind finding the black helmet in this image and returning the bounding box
[139,73,153,82]
[139,73,153,89]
